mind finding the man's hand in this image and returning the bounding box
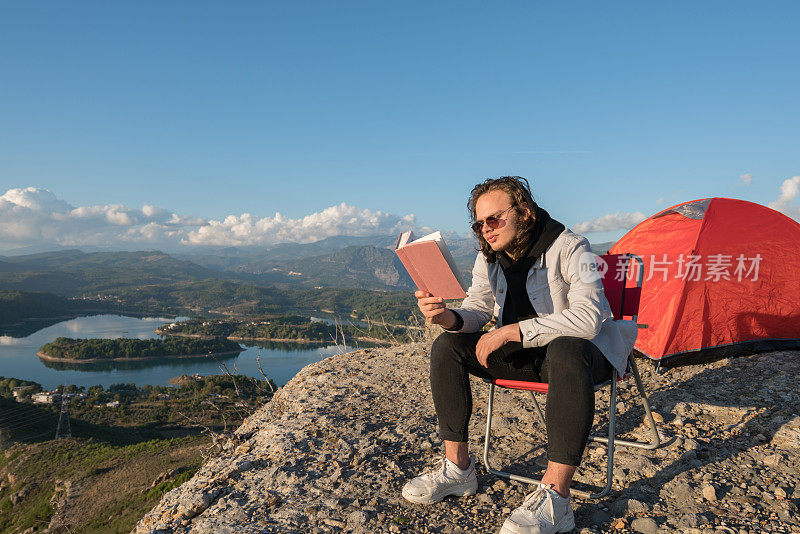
[415,291,457,329]
[475,323,522,367]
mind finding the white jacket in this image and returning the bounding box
[449,229,637,376]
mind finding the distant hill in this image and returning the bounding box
[0,290,101,325]
[172,235,399,272]
[0,250,237,296]
[0,236,617,298]
[110,280,418,323]
[262,234,479,291]
[277,245,413,290]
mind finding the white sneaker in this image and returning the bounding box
[401,457,478,505]
[498,483,575,534]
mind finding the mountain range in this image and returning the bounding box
[0,236,616,296]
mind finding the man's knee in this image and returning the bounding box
[430,331,461,364]
[545,336,593,376]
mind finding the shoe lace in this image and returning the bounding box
[522,484,550,514]
[422,457,447,479]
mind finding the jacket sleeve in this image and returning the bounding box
[518,234,607,347]
[445,253,495,333]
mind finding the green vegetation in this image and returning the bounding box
[0,290,103,325]
[108,279,420,323]
[38,337,243,361]
[0,435,206,534]
[1,376,275,444]
[162,315,421,344]
[0,250,220,296]
[0,374,275,534]
[0,250,422,323]
[0,377,42,401]
[0,250,424,327]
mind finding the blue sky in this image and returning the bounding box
[1,1,798,250]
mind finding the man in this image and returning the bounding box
[401,176,637,534]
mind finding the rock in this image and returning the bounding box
[631,517,659,534]
[667,480,693,508]
[182,492,214,519]
[590,509,611,526]
[651,412,665,423]
[627,498,651,514]
[131,342,800,534]
[347,510,369,527]
[677,513,699,528]
[611,497,651,515]
[477,493,494,505]
[492,480,509,491]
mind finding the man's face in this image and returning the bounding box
[474,189,525,253]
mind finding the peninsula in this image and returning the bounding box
[156,316,414,345]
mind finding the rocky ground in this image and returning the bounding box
[134,342,800,534]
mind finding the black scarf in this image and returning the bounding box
[497,206,565,326]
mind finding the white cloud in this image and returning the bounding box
[767,175,800,220]
[572,211,648,234]
[183,202,423,246]
[0,187,72,213]
[0,187,425,251]
[656,197,666,204]
[740,172,753,185]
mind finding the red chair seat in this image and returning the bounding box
[492,379,549,392]
[492,371,629,394]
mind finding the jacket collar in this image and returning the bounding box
[497,206,565,273]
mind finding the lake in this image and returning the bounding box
[0,315,348,390]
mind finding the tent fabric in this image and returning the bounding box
[608,197,800,367]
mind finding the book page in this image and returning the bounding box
[395,230,416,249]
[409,231,440,244]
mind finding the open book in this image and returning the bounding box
[394,230,467,299]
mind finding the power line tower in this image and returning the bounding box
[55,389,71,440]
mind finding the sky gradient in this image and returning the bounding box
[1,1,798,251]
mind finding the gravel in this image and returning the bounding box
[135,343,800,533]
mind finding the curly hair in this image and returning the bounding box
[467,176,539,263]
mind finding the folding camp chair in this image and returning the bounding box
[482,253,661,499]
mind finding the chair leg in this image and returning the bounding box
[482,382,495,473]
[589,355,661,450]
[599,370,617,498]
[629,356,662,450]
[529,390,545,426]
[483,382,542,485]
[567,368,618,500]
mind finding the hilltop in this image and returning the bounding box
[134,341,800,533]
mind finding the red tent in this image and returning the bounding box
[608,197,800,367]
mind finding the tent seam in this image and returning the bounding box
[654,201,711,357]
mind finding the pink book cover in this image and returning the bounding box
[395,232,467,299]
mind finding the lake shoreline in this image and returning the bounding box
[155,327,389,345]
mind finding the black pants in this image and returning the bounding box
[430,331,613,467]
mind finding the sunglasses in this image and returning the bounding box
[471,206,514,234]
